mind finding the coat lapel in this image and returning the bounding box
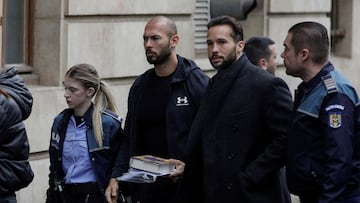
[205,58,245,121]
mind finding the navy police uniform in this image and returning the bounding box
[287,63,360,203]
[46,105,128,203]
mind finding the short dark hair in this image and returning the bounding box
[244,37,275,65]
[207,15,243,42]
[288,21,329,64]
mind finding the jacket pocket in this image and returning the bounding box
[295,153,323,188]
[0,159,34,192]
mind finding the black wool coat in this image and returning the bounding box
[177,54,293,203]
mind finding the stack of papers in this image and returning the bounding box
[117,155,175,183]
[117,168,160,183]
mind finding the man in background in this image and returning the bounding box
[244,36,291,203]
[244,36,278,75]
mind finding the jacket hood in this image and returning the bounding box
[0,68,33,119]
[171,55,201,83]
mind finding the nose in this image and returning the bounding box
[144,39,152,48]
[209,44,218,54]
[280,51,285,59]
[64,90,70,98]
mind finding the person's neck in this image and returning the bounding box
[301,61,327,83]
[74,101,92,117]
[154,54,178,77]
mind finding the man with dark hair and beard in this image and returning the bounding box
[117,16,209,203]
[176,15,293,203]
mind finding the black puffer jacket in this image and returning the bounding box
[0,68,34,194]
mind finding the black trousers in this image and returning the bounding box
[299,195,318,203]
[64,182,105,203]
[299,192,360,203]
[66,193,104,203]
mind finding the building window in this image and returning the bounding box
[2,0,33,73]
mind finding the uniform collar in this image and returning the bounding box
[298,62,334,94]
[79,103,94,128]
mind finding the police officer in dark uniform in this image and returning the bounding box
[281,21,360,203]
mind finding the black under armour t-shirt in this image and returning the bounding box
[137,70,172,158]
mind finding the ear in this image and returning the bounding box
[300,48,310,61]
[87,87,96,97]
[257,58,268,70]
[237,40,245,54]
[170,34,180,48]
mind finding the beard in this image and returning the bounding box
[146,46,171,65]
[210,48,238,70]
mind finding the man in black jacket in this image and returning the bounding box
[176,15,293,203]
[0,67,34,202]
[244,36,291,203]
[107,16,209,203]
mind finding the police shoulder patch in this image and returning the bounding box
[328,111,342,128]
[325,104,344,128]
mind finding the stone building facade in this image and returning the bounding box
[0,0,358,202]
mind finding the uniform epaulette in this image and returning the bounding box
[101,109,123,122]
[322,74,338,94]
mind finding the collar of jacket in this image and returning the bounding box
[59,104,94,131]
[214,53,249,79]
[140,54,200,85]
[298,62,334,94]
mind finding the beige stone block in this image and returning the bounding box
[241,0,266,39]
[66,19,194,78]
[66,21,146,78]
[25,87,67,153]
[176,19,196,59]
[351,1,360,56]
[35,0,62,18]
[269,0,331,13]
[106,82,132,120]
[331,57,360,93]
[33,19,63,86]
[66,0,195,15]
[194,58,214,71]
[16,158,50,203]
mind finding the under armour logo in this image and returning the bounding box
[176,96,189,106]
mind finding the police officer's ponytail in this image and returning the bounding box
[65,63,118,147]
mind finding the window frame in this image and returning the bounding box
[2,0,33,73]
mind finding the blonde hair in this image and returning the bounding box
[65,63,117,147]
